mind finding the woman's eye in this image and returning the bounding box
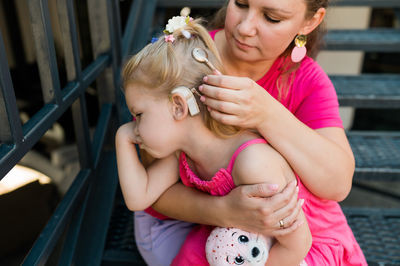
[134,113,142,118]
[264,15,281,23]
[234,0,247,8]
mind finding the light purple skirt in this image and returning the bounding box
[134,211,195,266]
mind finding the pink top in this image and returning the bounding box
[179,138,266,195]
[175,138,367,265]
[209,30,343,130]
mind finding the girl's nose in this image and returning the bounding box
[133,123,139,136]
[237,12,257,37]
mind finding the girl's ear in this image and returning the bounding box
[301,7,326,35]
[170,93,189,120]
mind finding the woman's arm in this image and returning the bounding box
[116,122,179,211]
[152,180,304,237]
[199,75,355,201]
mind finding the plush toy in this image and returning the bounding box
[206,227,273,266]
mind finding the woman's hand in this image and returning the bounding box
[220,180,304,237]
[199,74,274,130]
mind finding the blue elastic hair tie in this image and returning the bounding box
[151,37,158,43]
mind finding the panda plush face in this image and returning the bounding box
[206,227,273,266]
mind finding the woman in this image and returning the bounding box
[135,0,365,265]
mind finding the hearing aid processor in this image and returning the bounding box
[192,47,218,72]
[171,86,200,116]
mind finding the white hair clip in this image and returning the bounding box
[171,86,200,116]
[181,29,191,39]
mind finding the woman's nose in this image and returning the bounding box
[237,13,257,37]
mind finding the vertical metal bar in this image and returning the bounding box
[70,97,92,168]
[107,0,124,123]
[57,0,92,169]
[122,0,143,59]
[130,0,157,54]
[0,32,23,145]
[27,0,62,104]
[56,0,82,81]
[87,0,115,106]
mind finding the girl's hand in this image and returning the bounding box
[220,180,303,237]
[116,121,138,145]
[199,75,273,130]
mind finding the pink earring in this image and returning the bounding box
[291,35,307,63]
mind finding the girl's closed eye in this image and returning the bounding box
[133,113,142,119]
[234,0,247,9]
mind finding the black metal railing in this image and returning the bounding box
[0,0,155,264]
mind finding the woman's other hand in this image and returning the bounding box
[199,74,274,130]
[220,180,304,237]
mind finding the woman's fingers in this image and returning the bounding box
[267,180,298,211]
[199,83,238,102]
[272,219,304,237]
[204,75,250,91]
[272,197,304,230]
[241,183,281,198]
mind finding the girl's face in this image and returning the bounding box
[125,85,179,158]
[224,0,310,62]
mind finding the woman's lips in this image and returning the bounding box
[235,38,255,50]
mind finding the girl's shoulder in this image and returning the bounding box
[231,134,292,187]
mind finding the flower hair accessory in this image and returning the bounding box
[163,16,193,43]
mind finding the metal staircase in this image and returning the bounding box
[103,1,400,265]
[1,0,399,265]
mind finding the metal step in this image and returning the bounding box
[102,199,145,266]
[102,199,400,265]
[348,131,400,181]
[331,74,400,108]
[342,207,400,265]
[156,0,400,8]
[324,29,400,52]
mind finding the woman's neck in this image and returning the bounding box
[215,30,275,81]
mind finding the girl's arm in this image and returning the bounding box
[115,122,179,211]
[233,143,312,266]
[200,75,355,201]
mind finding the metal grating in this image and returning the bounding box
[104,202,400,265]
[343,208,400,265]
[332,74,400,108]
[348,132,400,181]
[103,200,145,265]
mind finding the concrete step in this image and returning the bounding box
[331,74,400,108]
[348,131,400,181]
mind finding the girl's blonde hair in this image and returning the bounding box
[122,18,240,138]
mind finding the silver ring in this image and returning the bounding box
[279,219,284,229]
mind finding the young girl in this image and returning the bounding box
[116,18,312,265]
